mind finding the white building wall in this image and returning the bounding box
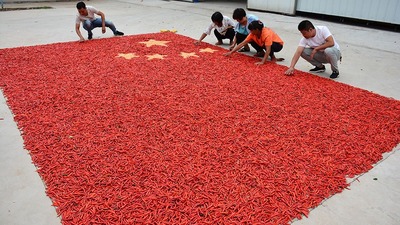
[296,0,400,24]
[247,0,400,25]
[247,0,297,15]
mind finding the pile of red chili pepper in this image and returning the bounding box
[1,32,399,224]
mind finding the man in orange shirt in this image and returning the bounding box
[225,20,284,65]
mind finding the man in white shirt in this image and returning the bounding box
[75,1,124,42]
[285,20,341,79]
[194,12,236,46]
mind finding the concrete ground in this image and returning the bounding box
[0,0,399,224]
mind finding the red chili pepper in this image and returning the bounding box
[0,32,399,225]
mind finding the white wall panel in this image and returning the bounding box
[296,0,400,25]
[247,0,297,15]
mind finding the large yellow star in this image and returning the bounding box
[199,48,218,53]
[146,54,166,60]
[116,53,139,60]
[139,39,170,47]
[180,52,199,59]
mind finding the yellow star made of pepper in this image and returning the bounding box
[116,53,139,60]
[146,54,166,60]
[180,52,199,59]
[160,29,177,33]
[139,39,171,47]
[199,48,218,53]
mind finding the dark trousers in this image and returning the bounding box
[235,32,260,51]
[257,42,283,57]
[214,28,235,42]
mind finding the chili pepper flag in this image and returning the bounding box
[1,32,399,224]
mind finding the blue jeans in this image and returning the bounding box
[82,18,117,35]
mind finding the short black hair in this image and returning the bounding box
[211,12,223,23]
[248,20,264,31]
[76,1,86,10]
[232,8,246,20]
[298,20,315,31]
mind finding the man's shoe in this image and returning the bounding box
[330,71,339,79]
[114,31,124,36]
[238,47,250,52]
[309,65,326,72]
[88,33,93,40]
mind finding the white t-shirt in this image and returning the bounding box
[75,6,99,24]
[299,26,340,50]
[204,16,236,35]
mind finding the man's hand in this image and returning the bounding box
[224,52,232,57]
[310,48,318,59]
[102,27,106,34]
[79,37,85,42]
[255,61,264,66]
[194,40,201,45]
[284,67,295,75]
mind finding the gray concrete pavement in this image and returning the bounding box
[1,0,399,224]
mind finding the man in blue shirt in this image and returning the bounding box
[230,8,259,53]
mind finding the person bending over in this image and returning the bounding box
[75,1,124,42]
[230,8,259,52]
[225,20,284,65]
[194,11,235,46]
[284,20,341,79]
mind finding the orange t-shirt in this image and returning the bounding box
[245,27,284,47]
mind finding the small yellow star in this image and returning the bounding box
[180,52,199,59]
[199,48,218,53]
[116,53,139,60]
[160,29,177,33]
[146,54,166,60]
[139,39,170,47]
